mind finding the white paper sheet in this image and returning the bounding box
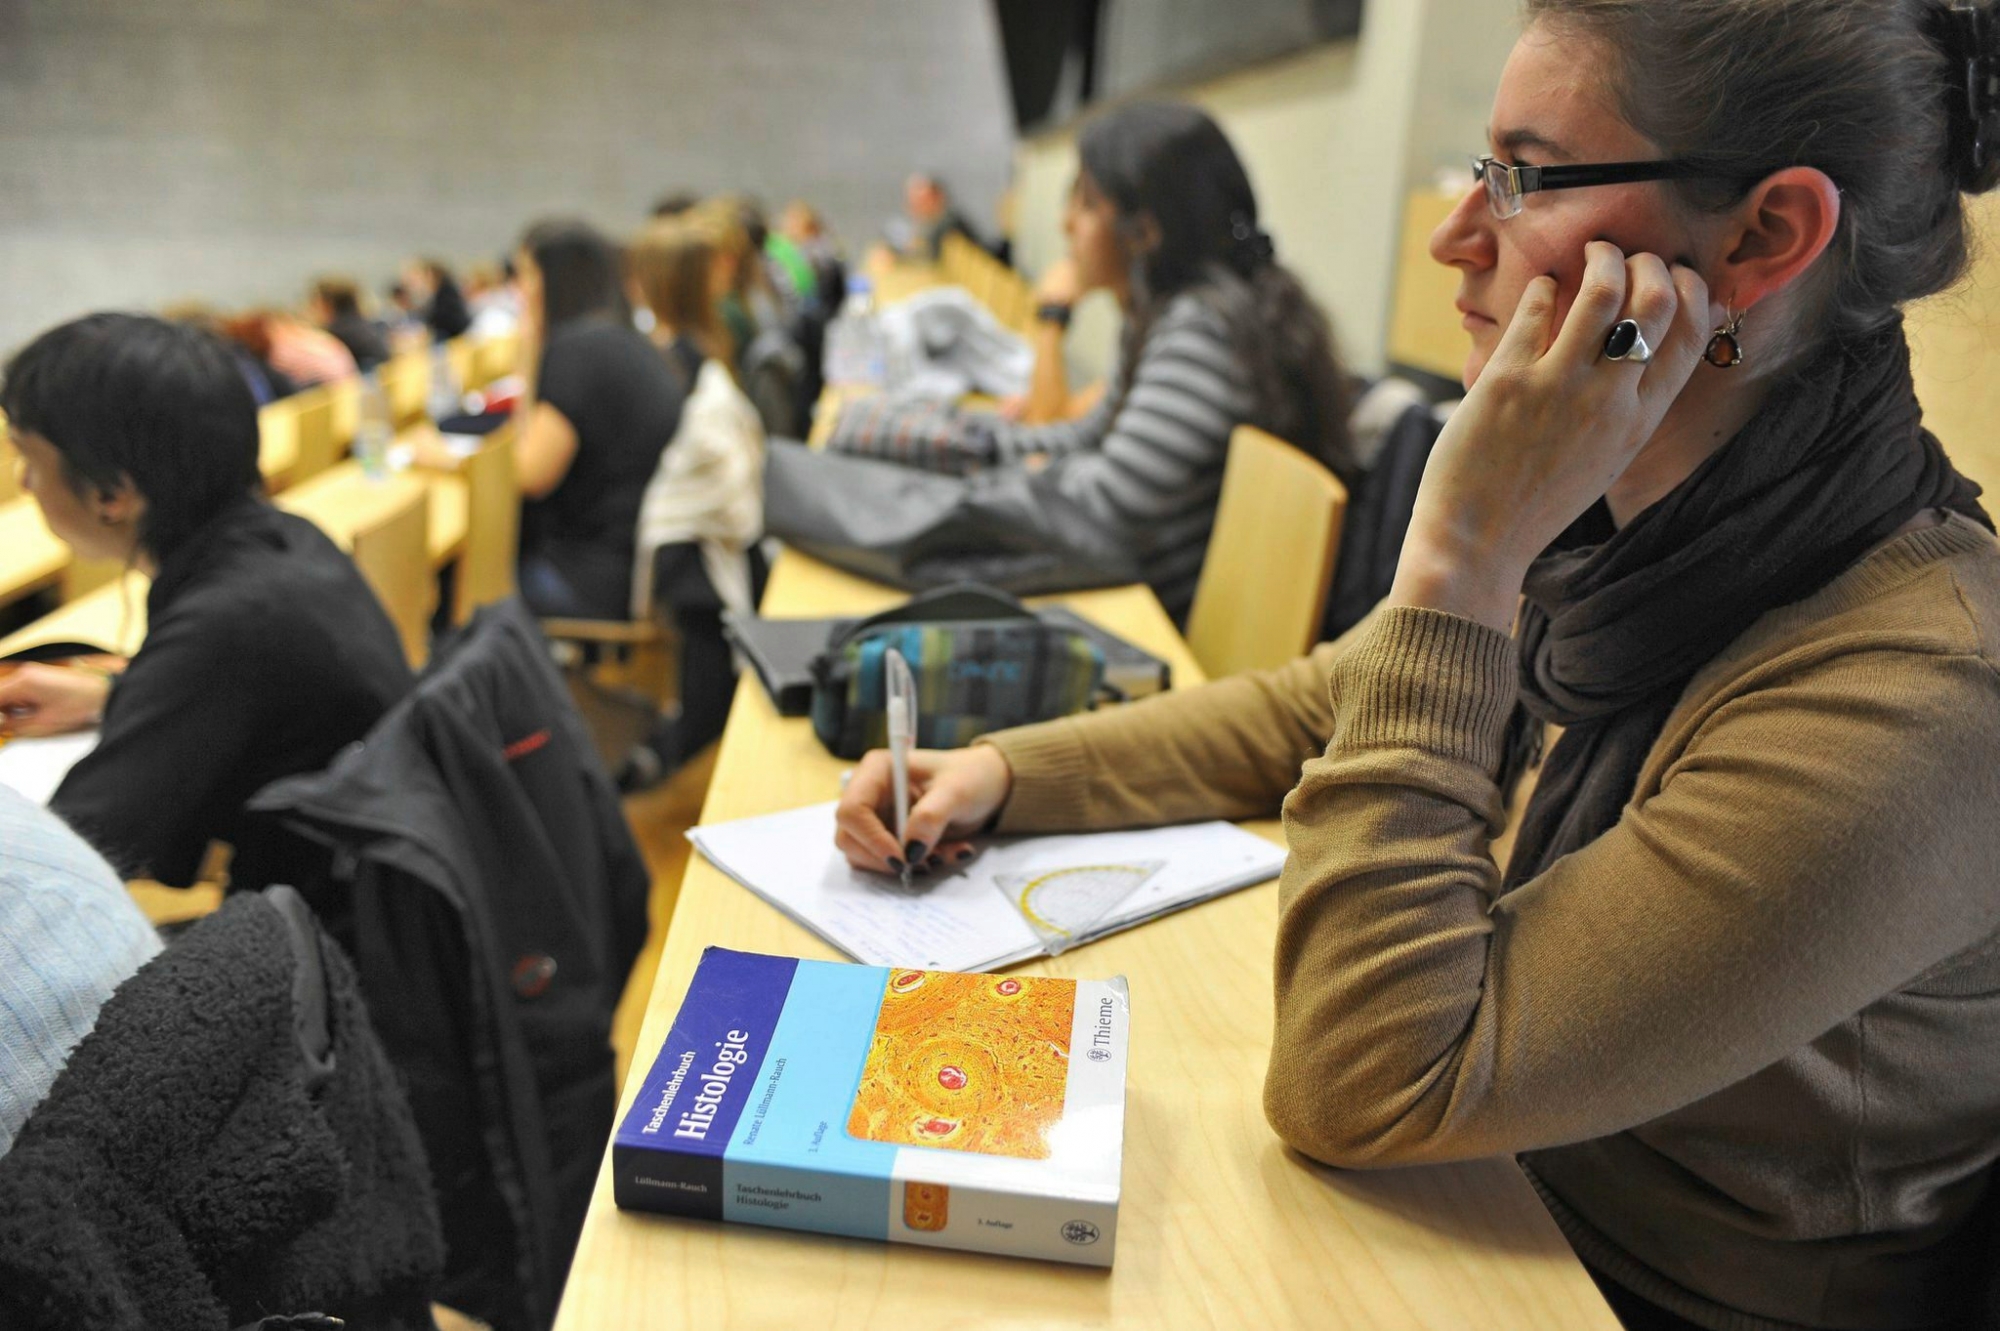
[688,801,1287,972]
[0,731,98,805]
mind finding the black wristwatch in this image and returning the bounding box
[1034,301,1073,329]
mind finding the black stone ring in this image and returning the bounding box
[1603,318,1654,364]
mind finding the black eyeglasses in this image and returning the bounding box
[1471,153,1704,219]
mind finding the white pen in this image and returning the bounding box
[884,647,917,889]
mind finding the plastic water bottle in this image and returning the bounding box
[357,372,394,480]
[427,342,463,423]
[824,276,886,387]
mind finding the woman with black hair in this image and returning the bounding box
[512,217,686,620]
[0,314,411,892]
[401,257,473,342]
[836,102,1355,622]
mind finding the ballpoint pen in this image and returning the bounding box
[885,647,916,890]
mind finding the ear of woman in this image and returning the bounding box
[1708,166,1844,336]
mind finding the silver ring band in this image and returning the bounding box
[1603,318,1654,364]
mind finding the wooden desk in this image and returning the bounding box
[0,571,148,657]
[0,498,70,610]
[554,551,1617,1330]
[276,461,469,566]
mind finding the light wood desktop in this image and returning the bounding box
[553,550,1618,1330]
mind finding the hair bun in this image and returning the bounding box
[1933,1,2000,192]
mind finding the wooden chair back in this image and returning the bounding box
[346,478,434,667]
[938,231,980,289]
[1386,188,1472,383]
[0,427,19,504]
[1909,191,2000,499]
[326,375,361,454]
[444,335,476,402]
[290,386,342,483]
[452,422,521,623]
[378,350,431,428]
[1185,425,1349,679]
[258,400,300,491]
[472,333,520,389]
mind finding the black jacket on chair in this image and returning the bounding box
[0,887,443,1331]
[252,597,650,1331]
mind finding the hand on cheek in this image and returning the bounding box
[1392,240,1713,633]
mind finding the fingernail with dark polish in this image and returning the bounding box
[954,848,974,863]
[888,857,906,874]
[905,840,928,862]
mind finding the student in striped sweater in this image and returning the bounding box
[836,103,1356,622]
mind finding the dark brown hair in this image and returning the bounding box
[1524,0,2000,345]
[1077,102,1356,481]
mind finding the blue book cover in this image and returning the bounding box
[613,947,1129,1266]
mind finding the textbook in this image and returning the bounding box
[613,947,1129,1266]
[688,802,1287,971]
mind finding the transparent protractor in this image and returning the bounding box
[993,861,1165,955]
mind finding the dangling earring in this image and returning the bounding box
[1705,307,1746,369]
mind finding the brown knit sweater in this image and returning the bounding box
[985,513,2000,1330]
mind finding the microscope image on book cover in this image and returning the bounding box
[847,968,1077,1160]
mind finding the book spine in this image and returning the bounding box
[612,1142,724,1220]
[890,1175,1119,1267]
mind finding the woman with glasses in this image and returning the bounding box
[836,2,2000,1326]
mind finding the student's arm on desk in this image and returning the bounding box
[48,614,256,888]
[0,663,114,737]
[1263,606,2000,1169]
[983,636,1345,832]
[835,636,1349,872]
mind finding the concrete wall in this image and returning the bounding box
[0,0,1015,354]
[1010,0,1516,380]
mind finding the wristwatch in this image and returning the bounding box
[1034,301,1073,329]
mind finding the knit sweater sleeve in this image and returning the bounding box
[981,632,1353,832]
[1262,604,2000,1168]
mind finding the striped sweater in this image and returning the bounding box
[989,293,1256,621]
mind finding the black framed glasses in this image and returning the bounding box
[1471,153,1704,219]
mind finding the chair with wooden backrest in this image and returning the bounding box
[378,350,431,429]
[346,477,434,668]
[258,400,301,491]
[450,422,520,624]
[471,334,520,389]
[938,231,979,289]
[290,386,342,484]
[0,427,20,504]
[444,336,476,401]
[1184,425,1349,679]
[1387,188,1473,384]
[326,376,360,456]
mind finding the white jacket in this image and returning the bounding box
[630,358,765,619]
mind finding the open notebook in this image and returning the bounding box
[688,802,1286,972]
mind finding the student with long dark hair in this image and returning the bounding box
[837,102,1355,622]
[0,314,411,891]
[512,217,685,620]
[840,3,2000,1326]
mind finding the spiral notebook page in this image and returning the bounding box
[688,801,1286,972]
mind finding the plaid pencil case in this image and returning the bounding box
[807,588,1111,759]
